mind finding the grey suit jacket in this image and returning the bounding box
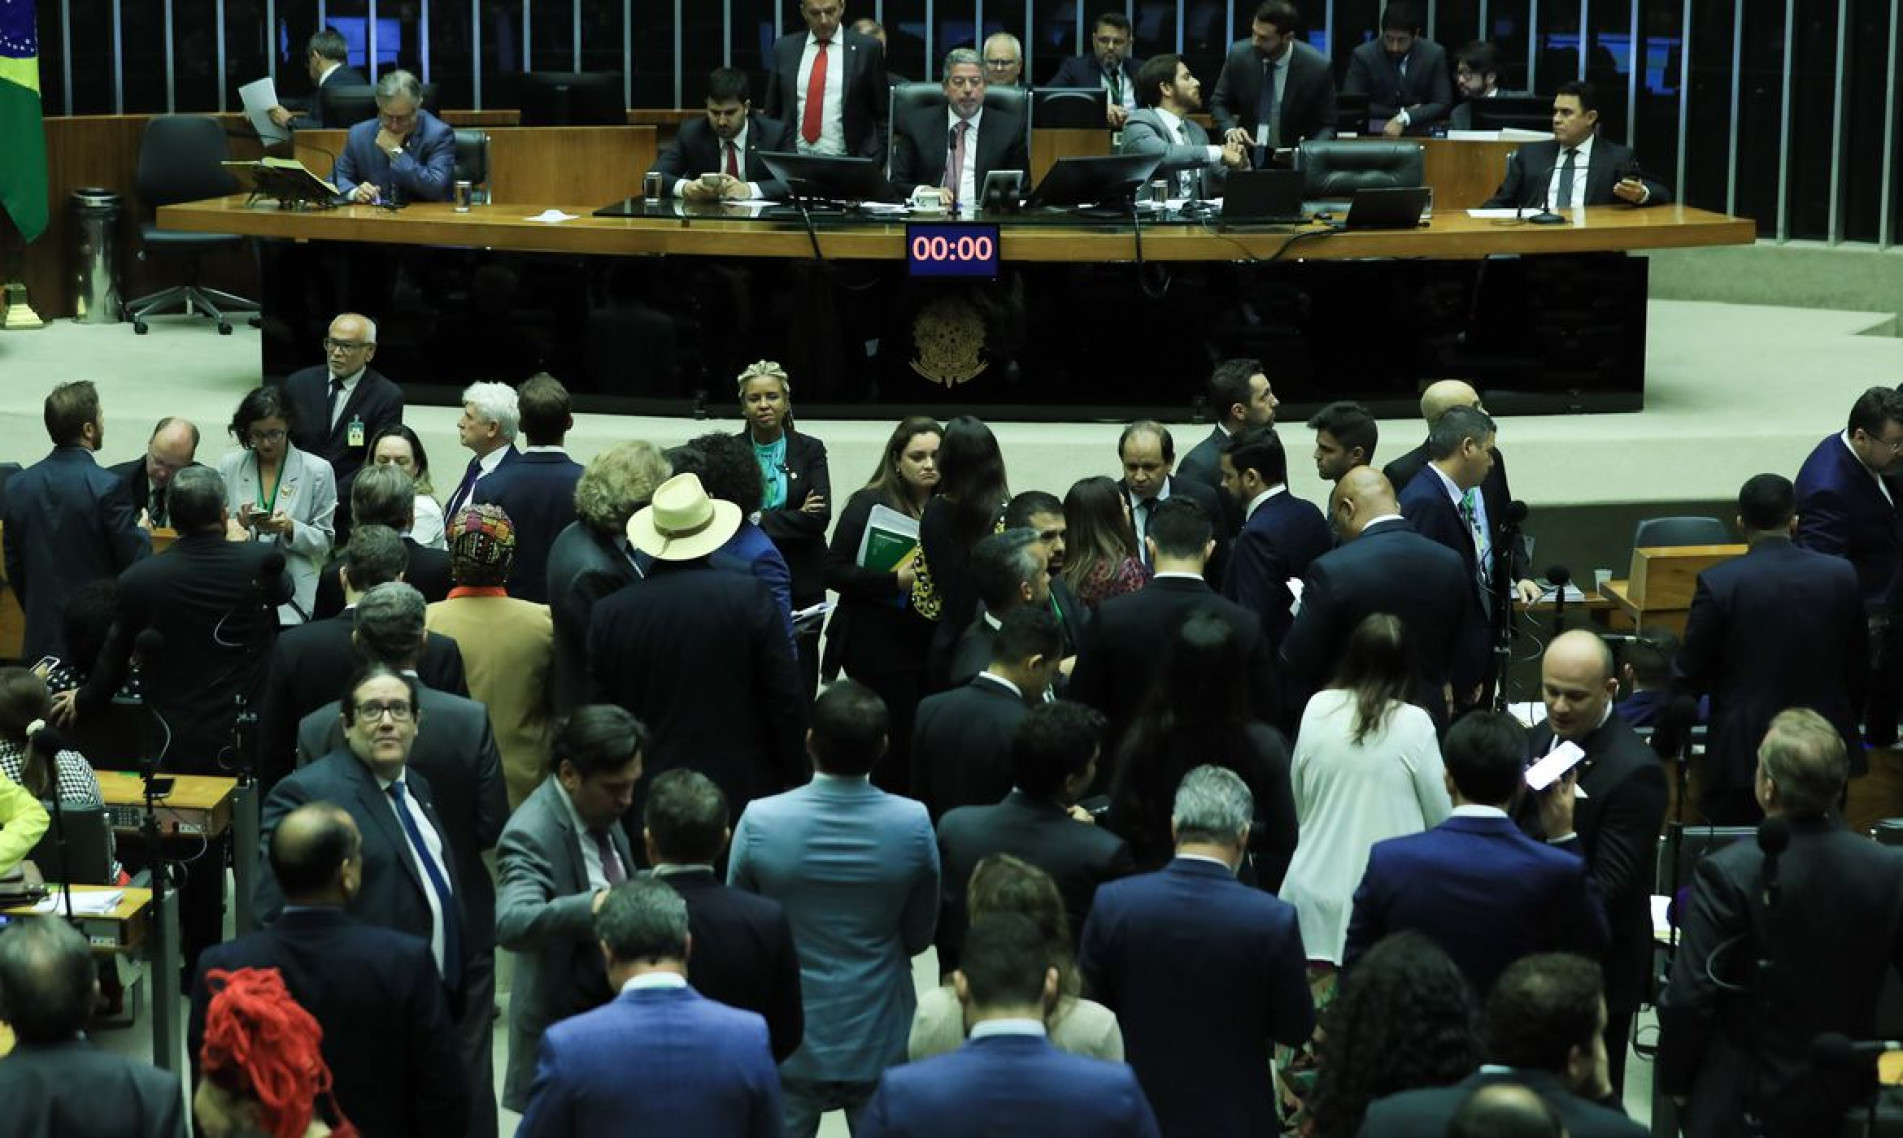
[1119,108,1228,196]
[1209,39,1337,144]
[494,775,634,1111]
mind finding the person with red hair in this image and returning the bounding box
[194,966,356,1138]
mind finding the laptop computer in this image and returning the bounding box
[1221,169,1308,225]
[1342,186,1433,230]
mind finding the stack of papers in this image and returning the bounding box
[33,889,124,916]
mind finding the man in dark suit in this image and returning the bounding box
[1218,426,1331,652]
[763,0,889,160]
[1120,55,1245,199]
[472,373,583,604]
[0,917,185,1138]
[936,701,1134,973]
[1004,491,1091,662]
[1071,497,1280,739]
[1343,2,1453,136]
[1179,359,1278,554]
[1661,709,1903,1138]
[517,878,786,1137]
[1117,421,1226,573]
[266,26,371,129]
[1677,475,1867,823]
[444,380,522,519]
[890,49,1030,211]
[1306,400,1380,486]
[191,803,469,1137]
[259,525,466,788]
[653,67,797,202]
[1345,712,1608,993]
[1211,1,1337,163]
[1398,404,1502,698]
[644,768,803,1062]
[1361,953,1645,1136]
[314,464,453,619]
[945,527,1052,689]
[913,607,1063,820]
[496,705,645,1112]
[589,473,806,824]
[1280,466,1475,732]
[1080,765,1314,1138]
[1483,80,1673,209]
[261,664,493,1136]
[1049,12,1144,129]
[107,416,199,530]
[862,913,1162,1137]
[1796,386,1903,744]
[1447,39,1518,131]
[1524,630,1668,1097]
[548,441,666,715]
[5,380,149,662]
[283,311,405,544]
[333,69,456,204]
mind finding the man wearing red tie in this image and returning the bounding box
[650,68,797,202]
[764,0,889,160]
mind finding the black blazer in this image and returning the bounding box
[1122,474,1228,585]
[1221,490,1333,653]
[190,908,470,1138]
[1069,576,1281,742]
[1660,817,1903,1138]
[1482,136,1673,209]
[258,750,476,995]
[1209,39,1337,144]
[472,450,584,605]
[295,686,510,954]
[762,28,890,159]
[911,673,1029,820]
[822,488,934,682]
[255,612,468,789]
[78,531,287,772]
[936,789,1135,972]
[654,867,805,1063]
[3,446,150,662]
[587,562,807,819]
[1105,720,1297,891]
[282,364,406,485]
[1342,37,1453,132]
[889,104,1030,198]
[1362,1069,1645,1137]
[747,428,832,606]
[652,112,796,199]
[1522,714,1668,1018]
[1794,431,1903,605]
[287,63,372,127]
[0,1039,186,1138]
[313,536,452,621]
[546,521,642,715]
[1396,466,1492,689]
[1386,441,1530,584]
[1048,54,1143,96]
[1279,518,1476,733]
[1676,539,1868,792]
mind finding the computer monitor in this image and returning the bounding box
[517,71,627,127]
[27,802,114,886]
[1031,87,1109,130]
[757,151,899,205]
[1025,153,1162,210]
[1470,94,1559,133]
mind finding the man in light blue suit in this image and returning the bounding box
[860,913,1160,1138]
[332,69,456,204]
[516,877,784,1138]
[729,680,940,1137]
[1344,711,1608,995]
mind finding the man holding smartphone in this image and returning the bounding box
[1521,630,1668,1099]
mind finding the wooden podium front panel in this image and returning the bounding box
[1030,128,1112,184]
[296,126,659,205]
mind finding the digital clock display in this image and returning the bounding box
[906,223,1001,279]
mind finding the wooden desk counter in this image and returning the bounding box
[1,884,153,954]
[96,771,237,838]
[160,196,1754,264]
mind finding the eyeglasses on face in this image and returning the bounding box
[353,700,414,722]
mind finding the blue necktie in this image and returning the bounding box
[444,456,482,518]
[387,780,463,990]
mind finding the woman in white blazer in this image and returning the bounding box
[219,385,337,625]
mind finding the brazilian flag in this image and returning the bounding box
[0,0,49,242]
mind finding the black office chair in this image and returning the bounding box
[453,129,491,191]
[1633,516,1730,548]
[887,81,1032,179]
[1296,140,1424,198]
[122,115,260,335]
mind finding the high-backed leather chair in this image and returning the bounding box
[1296,140,1424,198]
[453,129,491,191]
[1632,517,1731,548]
[886,81,1032,178]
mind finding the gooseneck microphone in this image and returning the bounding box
[1546,564,1571,637]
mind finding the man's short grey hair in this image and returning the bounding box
[595,877,690,963]
[944,47,982,74]
[1758,707,1848,819]
[350,463,416,530]
[984,32,1023,59]
[461,381,520,441]
[1426,404,1497,461]
[353,582,428,668]
[375,69,424,106]
[1171,765,1254,845]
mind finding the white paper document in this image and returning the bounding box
[33,889,126,916]
[238,77,291,145]
[1468,208,1540,219]
[526,210,579,223]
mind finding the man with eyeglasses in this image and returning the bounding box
[1796,386,1903,747]
[981,32,1025,88]
[891,48,1029,212]
[105,416,199,531]
[1050,12,1145,129]
[284,312,405,515]
[333,68,456,205]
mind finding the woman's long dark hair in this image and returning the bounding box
[1307,931,1483,1138]
[1061,475,1138,595]
[935,415,1010,547]
[1329,613,1416,744]
[0,667,54,796]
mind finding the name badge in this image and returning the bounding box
[347,417,366,449]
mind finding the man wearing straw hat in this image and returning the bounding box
[587,473,808,830]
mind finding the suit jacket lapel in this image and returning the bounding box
[352,763,428,897]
